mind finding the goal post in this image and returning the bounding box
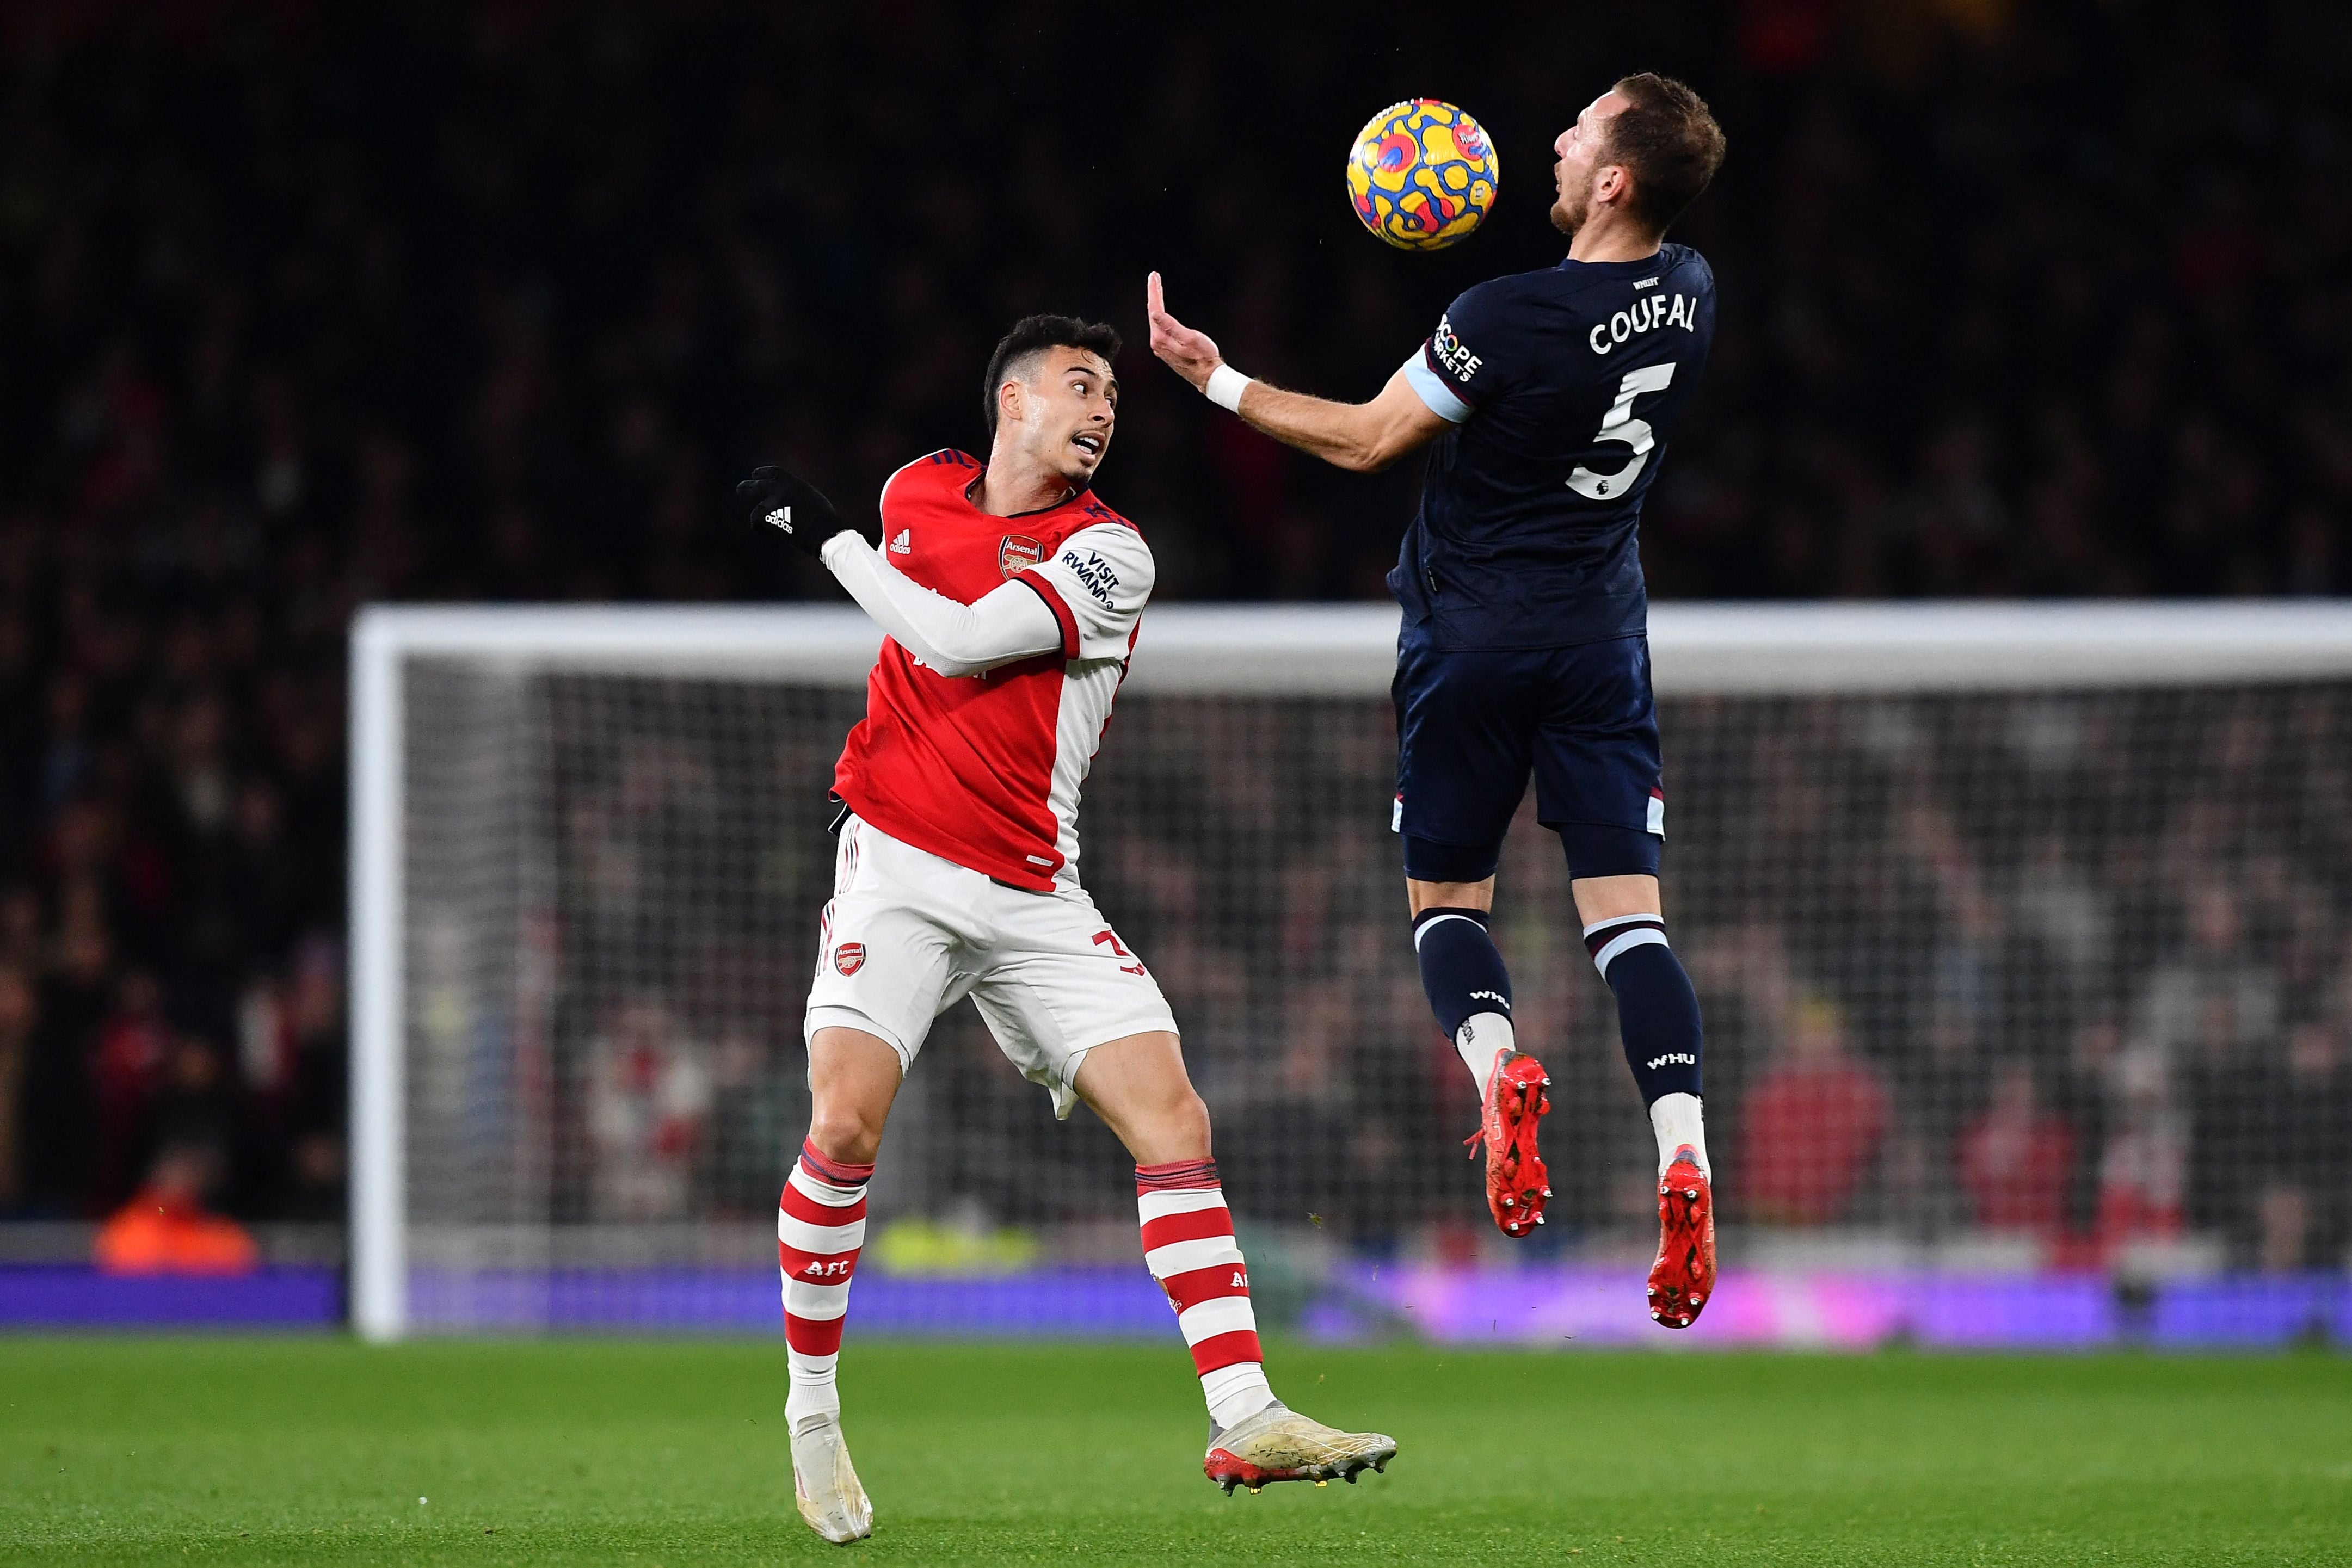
[349,602,2352,1343]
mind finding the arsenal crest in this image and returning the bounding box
[833,942,866,976]
[998,535,1044,578]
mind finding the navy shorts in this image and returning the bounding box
[1392,633,1664,883]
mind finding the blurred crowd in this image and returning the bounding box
[1113,688,2352,1271]
[3,1,2350,1234]
[1703,687,2352,1274]
[515,684,2351,1273]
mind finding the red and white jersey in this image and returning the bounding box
[832,450,1153,892]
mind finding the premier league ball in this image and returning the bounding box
[1346,99,1499,251]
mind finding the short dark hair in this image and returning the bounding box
[1605,73,1726,236]
[982,314,1122,438]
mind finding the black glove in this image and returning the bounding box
[737,465,872,559]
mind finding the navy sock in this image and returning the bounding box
[1583,916,1703,1104]
[1411,906,1513,1039]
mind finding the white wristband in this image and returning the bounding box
[1204,363,1253,413]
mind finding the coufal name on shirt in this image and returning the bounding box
[1589,292,1701,355]
[1430,314,1483,384]
[1060,547,1119,606]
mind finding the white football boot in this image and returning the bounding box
[790,1413,873,1544]
[1203,1401,1397,1493]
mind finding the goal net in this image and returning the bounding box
[351,604,2352,1342]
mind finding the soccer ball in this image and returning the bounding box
[1346,99,1499,251]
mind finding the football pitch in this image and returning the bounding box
[5,1338,2348,1565]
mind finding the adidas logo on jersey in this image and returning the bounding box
[889,529,912,554]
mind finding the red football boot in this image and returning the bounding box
[1647,1145,1715,1328]
[1464,1049,1551,1238]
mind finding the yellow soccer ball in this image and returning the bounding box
[1346,98,1499,251]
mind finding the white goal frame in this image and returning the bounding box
[348,600,2352,1340]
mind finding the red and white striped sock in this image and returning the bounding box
[779,1139,872,1431]
[1137,1159,1277,1428]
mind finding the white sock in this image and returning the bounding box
[1203,1362,1278,1427]
[1650,1091,1710,1178]
[1455,1010,1516,1094]
[787,1380,840,1436]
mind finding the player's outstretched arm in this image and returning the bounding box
[1147,272,1449,474]
[820,536,1063,677]
[737,464,1059,676]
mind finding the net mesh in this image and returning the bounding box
[397,662,2352,1312]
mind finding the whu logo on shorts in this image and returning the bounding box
[1646,1051,1697,1071]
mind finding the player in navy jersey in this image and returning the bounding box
[1148,74,1727,1329]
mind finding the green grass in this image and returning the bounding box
[3,1338,2349,1565]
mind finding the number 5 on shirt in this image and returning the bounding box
[1568,363,1677,501]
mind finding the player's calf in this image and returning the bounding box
[1411,903,1518,1094]
[1136,1159,1280,1427]
[1584,913,1705,1127]
[1411,901,1555,1238]
[779,1139,872,1464]
[1585,913,1719,1320]
[1129,1116,1400,1492]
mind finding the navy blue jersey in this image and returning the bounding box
[1391,244,1716,650]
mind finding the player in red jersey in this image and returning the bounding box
[738,316,1394,1545]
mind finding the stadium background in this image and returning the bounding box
[1,0,2348,1351]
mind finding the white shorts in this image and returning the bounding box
[803,816,1179,1118]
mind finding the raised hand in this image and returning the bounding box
[1146,271,1224,392]
[738,465,867,559]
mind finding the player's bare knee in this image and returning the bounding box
[1106,1077,1211,1164]
[1571,873,1662,925]
[807,1103,886,1168]
[1407,875,1495,916]
[1166,1085,1212,1155]
[1128,1082,1211,1164]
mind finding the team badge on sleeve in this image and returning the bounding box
[998,535,1044,577]
[834,942,867,976]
